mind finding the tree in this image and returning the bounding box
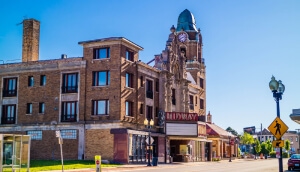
[226,127,239,136]
[266,139,273,155]
[254,139,261,159]
[285,140,291,156]
[240,132,254,153]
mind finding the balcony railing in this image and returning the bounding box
[62,86,78,93]
[2,90,17,97]
[189,104,194,110]
[61,114,77,122]
[146,90,153,99]
[1,116,15,124]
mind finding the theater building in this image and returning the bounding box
[0,9,212,163]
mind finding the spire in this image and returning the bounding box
[176,9,198,32]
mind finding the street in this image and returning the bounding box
[102,158,290,172]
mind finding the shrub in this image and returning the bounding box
[212,157,221,161]
[282,152,289,158]
[270,151,276,158]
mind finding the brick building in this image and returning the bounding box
[0,9,212,163]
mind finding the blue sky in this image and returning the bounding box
[1,0,300,133]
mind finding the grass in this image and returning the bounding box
[3,160,121,172]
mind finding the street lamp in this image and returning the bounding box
[144,118,154,166]
[269,76,285,172]
[228,132,232,162]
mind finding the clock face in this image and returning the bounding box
[178,32,187,42]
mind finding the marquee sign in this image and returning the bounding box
[165,112,198,121]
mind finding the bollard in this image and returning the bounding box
[95,155,101,172]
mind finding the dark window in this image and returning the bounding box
[146,106,153,119]
[39,102,45,113]
[27,103,32,114]
[200,99,204,109]
[61,101,77,122]
[3,77,17,97]
[28,76,34,87]
[94,47,110,59]
[126,50,134,61]
[92,100,109,115]
[140,103,144,114]
[126,101,133,116]
[195,96,198,105]
[200,78,204,89]
[140,76,144,87]
[1,104,16,124]
[189,95,194,110]
[93,71,110,86]
[172,89,176,105]
[126,73,133,88]
[40,75,46,86]
[62,73,78,93]
[156,79,159,92]
[146,80,153,99]
[155,107,159,118]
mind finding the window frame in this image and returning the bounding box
[126,73,134,88]
[94,47,110,59]
[146,105,153,120]
[61,101,77,122]
[200,78,204,89]
[146,79,153,99]
[126,101,133,116]
[28,76,34,87]
[39,102,45,114]
[62,73,78,93]
[26,103,33,114]
[27,130,42,140]
[40,75,46,86]
[140,103,144,114]
[92,100,109,115]
[126,50,134,61]
[93,71,110,86]
[3,77,18,97]
[200,98,204,109]
[172,89,176,105]
[60,129,77,139]
[1,104,16,124]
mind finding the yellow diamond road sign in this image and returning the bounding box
[272,140,284,148]
[268,117,289,139]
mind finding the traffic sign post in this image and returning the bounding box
[95,155,101,172]
[55,130,64,172]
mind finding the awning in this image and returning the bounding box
[168,136,212,142]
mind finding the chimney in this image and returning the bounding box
[22,18,40,62]
[207,111,212,124]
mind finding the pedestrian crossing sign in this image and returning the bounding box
[268,117,288,140]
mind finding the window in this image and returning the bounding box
[172,89,176,105]
[126,50,134,61]
[27,103,32,114]
[200,99,204,109]
[61,101,77,122]
[39,102,45,113]
[1,104,16,124]
[140,76,144,87]
[94,47,110,59]
[140,103,144,114]
[28,76,34,87]
[27,131,42,140]
[195,96,198,105]
[189,95,194,110]
[156,79,159,92]
[146,80,153,99]
[126,101,133,116]
[126,73,133,88]
[93,71,110,86]
[61,129,77,139]
[3,77,17,97]
[155,107,159,118]
[92,100,109,115]
[62,73,78,93]
[40,75,46,86]
[200,78,204,89]
[146,106,153,119]
[296,137,298,142]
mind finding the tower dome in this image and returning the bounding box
[176,9,198,32]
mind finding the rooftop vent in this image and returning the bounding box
[61,54,67,59]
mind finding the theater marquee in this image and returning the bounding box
[165,112,198,121]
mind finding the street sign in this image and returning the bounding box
[145,136,154,145]
[268,117,289,139]
[272,140,284,148]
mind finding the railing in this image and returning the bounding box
[61,114,77,122]
[146,90,153,99]
[1,117,15,124]
[61,86,78,93]
[2,90,17,97]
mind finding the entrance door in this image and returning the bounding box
[3,142,13,165]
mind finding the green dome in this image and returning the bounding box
[176,9,197,32]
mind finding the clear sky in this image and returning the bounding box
[1,0,300,134]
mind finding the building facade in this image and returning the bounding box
[0,9,213,163]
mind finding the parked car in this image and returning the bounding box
[288,154,300,171]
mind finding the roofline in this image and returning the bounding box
[78,37,143,50]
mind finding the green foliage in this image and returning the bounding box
[260,142,267,154]
[240,132,254,145]
[266,139,273,154]
[238,147,241,157]
[270,151,276,158]
[226,127,239,136]
[283,152,289,158]
[285,140,291,153]
[254,139,261,156]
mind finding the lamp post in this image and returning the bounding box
[228,132,232,162]
[269,76,285,172]
[144,118,154,166]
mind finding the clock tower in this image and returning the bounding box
[155,9,206,117]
